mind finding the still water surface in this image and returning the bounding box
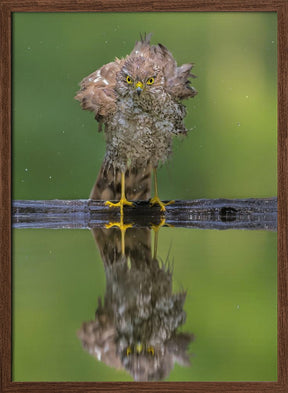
[13,226,277,382]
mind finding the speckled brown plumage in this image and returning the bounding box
[75,33,197,200]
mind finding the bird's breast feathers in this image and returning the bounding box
[75,33,197,171]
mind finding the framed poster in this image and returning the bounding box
[1,1,287,392]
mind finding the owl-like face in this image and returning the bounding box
[116,56,164,98]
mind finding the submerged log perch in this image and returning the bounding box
[12,197,277,231]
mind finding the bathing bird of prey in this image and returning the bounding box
[75,33,197,216]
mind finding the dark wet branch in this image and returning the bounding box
[12,197,277,231]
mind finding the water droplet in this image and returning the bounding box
[27,46,31,50]
[105,40,108,44]
[24,168,28,172]
[236,122,241,127]
[272,40,275,44]
[245,95,249,99]
[236,304,240,310]
[49,176,52,180]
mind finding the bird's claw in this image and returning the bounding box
[105,198,133,209]
[105,221,133,231]
[105,219,133,256]
[150,196,175,211]
[151,217,174,232]
[151,217,167,232]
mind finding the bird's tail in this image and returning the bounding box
[90,162,153,267]
[89,162,152,201]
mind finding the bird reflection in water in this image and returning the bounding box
[78,224,194,381]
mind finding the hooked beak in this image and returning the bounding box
[136,342,143,354]
[135,81,143,96]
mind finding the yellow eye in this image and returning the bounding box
[147,346,155,356]
[126,76,133,84]
[126,346,132,356]
[147,77,154,85]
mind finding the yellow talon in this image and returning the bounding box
[105,221,133,231]
[105,218,133,256]
[105,198,133,209]
[150,168,175,211]
[150,196,175,211]
[104,172,133,216]
[151,217,167,232]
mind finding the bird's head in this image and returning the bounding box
[116,56,163,98]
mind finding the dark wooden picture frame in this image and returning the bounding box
[1,1,287,392]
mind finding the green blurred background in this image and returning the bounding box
[12,12,277,382]
[12,12,277,200]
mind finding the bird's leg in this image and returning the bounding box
[104,171,133,255]
[105,214,132,256]
[151,217,174,258]
[105,171,133,216]
[152,219,162,259]
[150,168,175,211]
